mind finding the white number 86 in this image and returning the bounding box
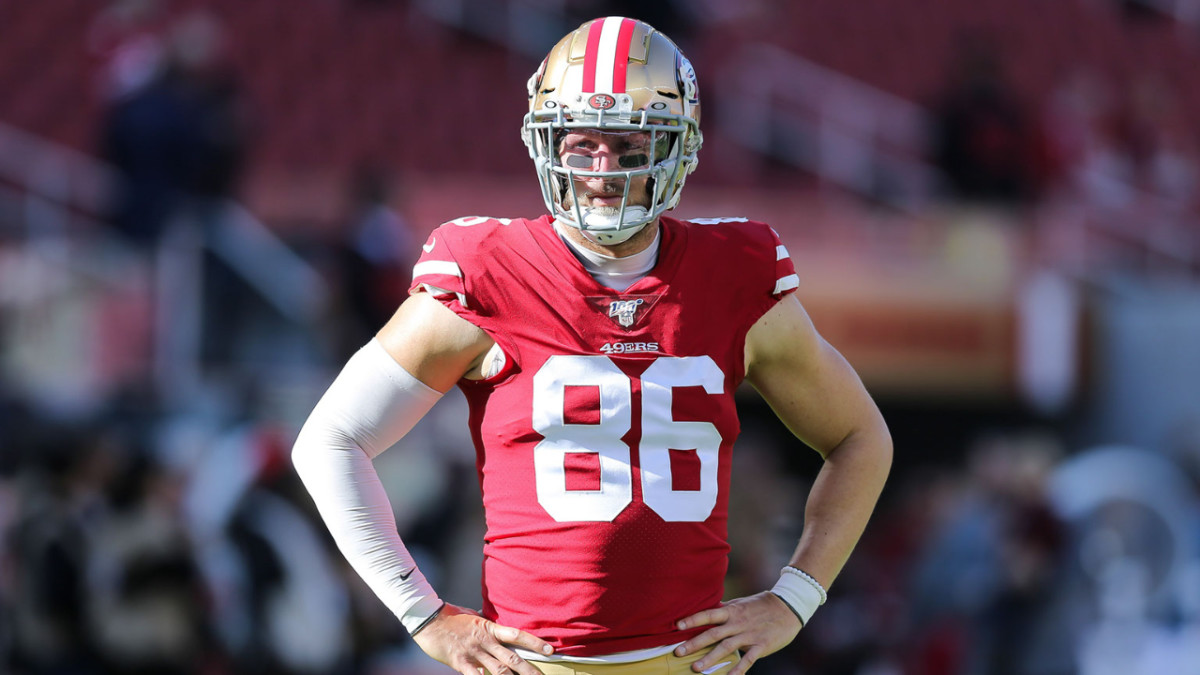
[531,355,724,523]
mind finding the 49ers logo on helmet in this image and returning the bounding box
[588,93,616,110]
[677,55,699,106]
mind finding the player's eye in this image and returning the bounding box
[561,135,597,151]
[558,130,656,170]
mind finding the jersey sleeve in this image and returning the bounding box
[406,219,521,382]
[409,226,466,307]
[767,226,799,299]
[733,220,798,331]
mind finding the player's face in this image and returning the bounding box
[558,129,654,213]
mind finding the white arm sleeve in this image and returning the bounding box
[292,338,446,633]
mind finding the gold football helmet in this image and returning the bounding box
[522,17,703,244]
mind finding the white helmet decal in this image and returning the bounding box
[678,55,700,108]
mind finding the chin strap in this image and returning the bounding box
[580,223,647,245]
[562,205,651,245]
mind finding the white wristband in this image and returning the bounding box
[770,566,827,626]
[403,597,447,635]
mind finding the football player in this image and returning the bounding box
[293,17,891,675]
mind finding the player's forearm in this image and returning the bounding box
[293,431,444,629]
[291,339,446,632]
[788,423,892,588]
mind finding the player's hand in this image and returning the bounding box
[674,592,802,675]
[412,603,554,675]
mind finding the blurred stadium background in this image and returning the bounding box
[3,0,1200,673]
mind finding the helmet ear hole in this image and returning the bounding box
[684,129,702,155]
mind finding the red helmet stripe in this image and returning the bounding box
[581,19,605,93]
[611,18,636,93]
[583,17,637,94]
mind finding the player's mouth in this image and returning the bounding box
[586,193,624,206]
[582,183,628,202]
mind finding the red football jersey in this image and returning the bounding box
[408,214,798,656]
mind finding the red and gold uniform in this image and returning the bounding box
[409,214,798,656]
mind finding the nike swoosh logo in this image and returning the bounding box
[701,662,733,675]
[399,569,415,581]
[422,238,436,253]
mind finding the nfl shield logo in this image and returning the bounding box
[586,294,660,330]
[608,299,644,328]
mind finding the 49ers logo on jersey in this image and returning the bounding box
[586,294,660,330]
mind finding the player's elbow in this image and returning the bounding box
[830,411,892,482]
[862,414,893,484]
[290,420,322,481]
[876,424,894,478]
[290,416,352,482]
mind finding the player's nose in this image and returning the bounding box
[581,159,626,186]
[590,147,623,172]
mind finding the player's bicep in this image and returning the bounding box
[744,295,881,458]
[376,292,495,393]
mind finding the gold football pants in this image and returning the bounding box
[530,648,740,675]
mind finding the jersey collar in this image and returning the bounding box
[527,214,687,296]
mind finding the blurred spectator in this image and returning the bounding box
[330,164,417,359]
[97,8,259,392]
[6,425,117,675]
[100,9,250,247]
[87,452,210,675]
[100,55,194,245]
[1037,68,1125,204]
[905,431,1072,675]
[1113,74,1198,209]
[1041,68,1199,214]
[88,0,171,102]
[929,34,1037,206]
[169,11,251,206]
[173,410,355,675]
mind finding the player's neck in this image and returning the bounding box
[557,219,661,259]
[554,220,660,292]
